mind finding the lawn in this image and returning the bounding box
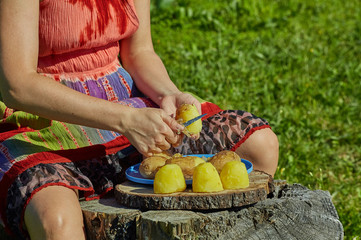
[150,0,361,238]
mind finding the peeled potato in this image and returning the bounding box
[166,156,205,179]
[220,161,249,189]
[176,104,202,136]
[139,156,167,179]
[153,164,187,194]
[192,162,223,193]
[208,150,241,173]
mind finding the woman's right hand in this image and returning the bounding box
[120,107,184,157]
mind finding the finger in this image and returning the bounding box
[190,133,200,141]
[161,115,185,146]
[171,133,184,147]
[150,147,164,155]
[164,130,179,145]
[190,99,202,115]
[137,145,150,157]
[158,142,171,150]
[143,146,164,158]
[162,104,177,117]
[195,102,202,115]
[178,93,202,115]
[154,135,171,150]
[163,115,184,133]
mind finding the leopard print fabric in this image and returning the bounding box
[171,110,270,154]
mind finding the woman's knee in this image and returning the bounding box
[235,128,279,176]
[24,186,86,240]
[257,128,279,155]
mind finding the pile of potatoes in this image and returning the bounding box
[139,150,250,194]
[139,151,205,179]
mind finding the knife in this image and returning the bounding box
[182,113,207,127]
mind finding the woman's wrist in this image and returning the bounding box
[103,103,135,134]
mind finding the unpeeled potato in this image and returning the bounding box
[165,156,205,179]
[176,104,202,137]
[208,150,241,173]
[153,164,187,194]
[139,156,167,179]
[153,151,172,159]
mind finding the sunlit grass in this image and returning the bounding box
[151,0,361,238]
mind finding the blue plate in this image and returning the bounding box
[125,154,253,185]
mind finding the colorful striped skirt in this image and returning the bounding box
[0,61,270,239]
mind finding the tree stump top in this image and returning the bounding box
[115,170,273,210]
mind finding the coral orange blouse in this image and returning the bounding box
[37,0,139,74]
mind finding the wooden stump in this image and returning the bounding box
[80,198,141,240]
[0,179,344,239]
[81,181,344,240]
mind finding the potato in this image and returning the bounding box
[166,156,205,179]
[171,153,183,158]
[153,151,172,159]
[176,103,202,137]
[220,161,249,189]
[139,156,167,179]
[153,164,187,194]
[192,162,223,193]
[208,150,241,173]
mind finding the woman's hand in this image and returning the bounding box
[158,92,202,118]
[158,92,202,141]
[120,107,184,157]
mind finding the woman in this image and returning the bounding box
[0,0,278,239]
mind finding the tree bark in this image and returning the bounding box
[80,198,141,240]
[80,182,344,240]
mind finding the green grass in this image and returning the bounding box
[150,0,361,238]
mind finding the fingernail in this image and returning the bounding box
[177,125,184,130]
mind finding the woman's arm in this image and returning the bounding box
[0,0,182,156]
[0,0,127,131]
[120,0,180,104]
[120,0,201,117]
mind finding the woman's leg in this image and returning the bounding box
[24,186,86,240]
[235,128,279,177]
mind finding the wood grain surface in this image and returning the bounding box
[115,170,273,210]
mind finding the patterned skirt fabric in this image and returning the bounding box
[0,61,270,239]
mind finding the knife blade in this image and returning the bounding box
[182,114,207,127]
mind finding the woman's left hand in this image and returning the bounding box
[158,92,202,118]
[158,92,202,142]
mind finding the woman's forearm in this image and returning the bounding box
[1,71,130,133]
[0,0,133,133]
[121,49,181,105]
[120,0,181,106]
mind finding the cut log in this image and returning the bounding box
[115,170,273,210]
[80,198,141,240]
[81,182,344,240]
